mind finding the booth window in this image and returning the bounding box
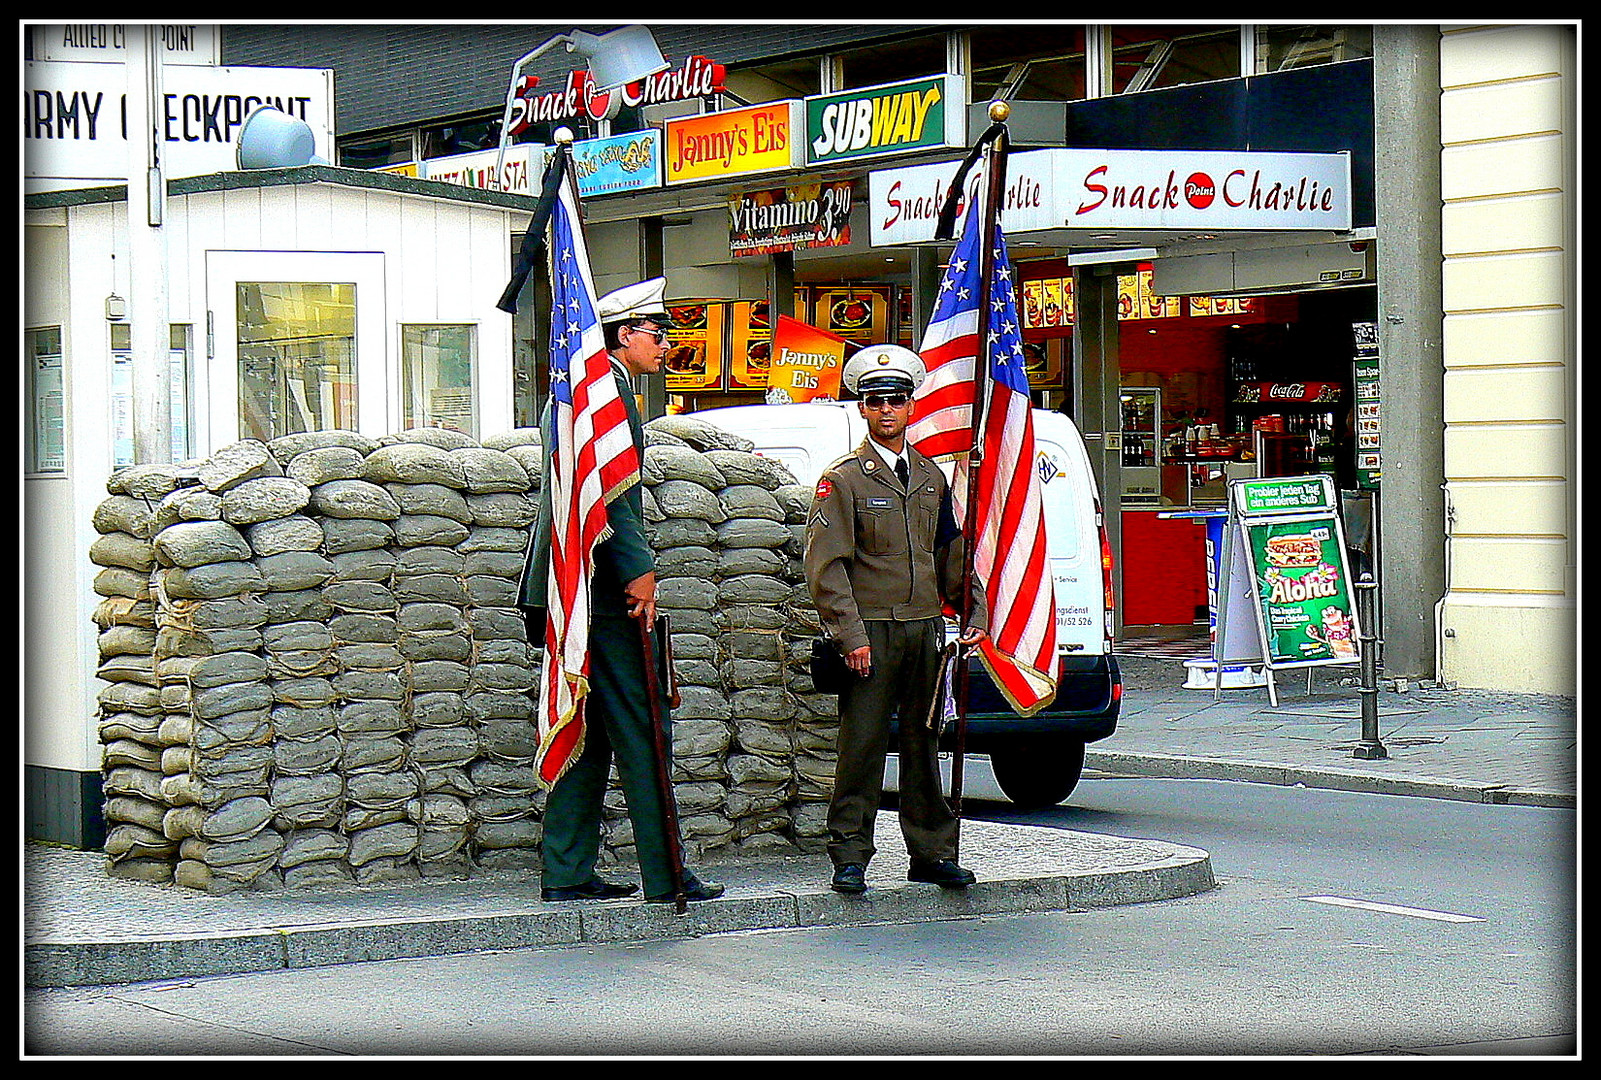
[109,322,194,467]
[236,282,357,441]
[27,326,64,474]
[402,324,477,437]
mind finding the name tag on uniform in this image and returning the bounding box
[865,497,893,509]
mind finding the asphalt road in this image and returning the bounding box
[24,778,1577,1057]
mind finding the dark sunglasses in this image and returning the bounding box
[862,393,910,409]
[627,324,669,344]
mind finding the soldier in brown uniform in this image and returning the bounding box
[803,344,988,895]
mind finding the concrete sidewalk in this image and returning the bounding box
[1100,649,1576,807]
[24,813,1216,989]
[24,646,1575,989]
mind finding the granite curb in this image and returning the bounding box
[25,817,1216,989]
[1084,749,1576,809]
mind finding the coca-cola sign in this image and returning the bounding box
[507,54,725,134]
[1233,382,1344,404]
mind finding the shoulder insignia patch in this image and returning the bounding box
[814,478,834,500]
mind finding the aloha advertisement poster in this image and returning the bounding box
[1243,516,1359,667]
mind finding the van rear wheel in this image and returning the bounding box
[990,739,1086,810]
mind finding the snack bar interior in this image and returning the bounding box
[1021,262,1375,629]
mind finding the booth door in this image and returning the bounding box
[204,250,387,453]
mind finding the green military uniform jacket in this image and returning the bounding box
[803,438,987,655]
[519,357,653,618]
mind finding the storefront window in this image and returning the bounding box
[830,32,951,91]
[236,282,357,441]
[339,129,417,170]
[1110,26,1241,93]
[970,25,1089,103]
[109,323,194,466]
[401,324,477,436]
[1255,25,1373,72]
[420,118,499,159]
[26,326,64,474]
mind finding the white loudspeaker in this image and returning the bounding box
[568,25,669,92]
[237,106,329,169]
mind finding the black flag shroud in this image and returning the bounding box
[933,120,1009,244]
[497,143,574,315]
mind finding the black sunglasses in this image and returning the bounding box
[627,324,669,344]
[862,393,910,409]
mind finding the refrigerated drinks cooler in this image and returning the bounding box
[1119,386,1161,504]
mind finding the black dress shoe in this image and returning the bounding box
[541,877,639,902]
[646,871,725,903]
[907,858,976,889]
[831,863,867,894]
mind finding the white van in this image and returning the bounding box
[700,400,1121,808]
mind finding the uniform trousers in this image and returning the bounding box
[540,612,678,897]
[827,616,958,868]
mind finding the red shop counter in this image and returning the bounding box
[1120,508,1209,626]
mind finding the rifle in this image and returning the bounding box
[638,611,687,914]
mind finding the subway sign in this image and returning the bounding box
[805,74,964,167]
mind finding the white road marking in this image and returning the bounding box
[1301,895,1484,922]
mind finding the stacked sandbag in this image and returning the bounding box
[268,429,379,887]
[156,441,297,892]
[638,415,816,860]
[92,466,175,882]
[92,418,844,893]
[393,428,539,874]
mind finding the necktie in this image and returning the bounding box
[896,457,909,489]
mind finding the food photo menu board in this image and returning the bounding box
[812,287,888,352]
[664,301,725,392]
[729,300,772,390]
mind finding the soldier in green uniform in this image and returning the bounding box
[520,276,724,905]
[804,344,988,895]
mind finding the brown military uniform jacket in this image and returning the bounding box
[804,438,987,655]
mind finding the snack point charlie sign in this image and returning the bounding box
[869,147,1352,244]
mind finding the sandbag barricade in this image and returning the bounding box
[90,418,840,893]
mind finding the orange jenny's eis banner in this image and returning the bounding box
[764,316,849,403]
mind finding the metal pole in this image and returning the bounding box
[949,111,1009,848]
[126,25,171,465]
[1352,572,1388,759]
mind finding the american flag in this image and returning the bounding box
[533,156,642,788]
[908,185,1059,716]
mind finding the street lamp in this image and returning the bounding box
[494,24,670,182]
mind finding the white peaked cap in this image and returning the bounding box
[842,343,927,395]
[595,277,669,324]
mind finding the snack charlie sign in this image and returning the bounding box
[1214,475,1360,682]
[869,147,1352,245]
